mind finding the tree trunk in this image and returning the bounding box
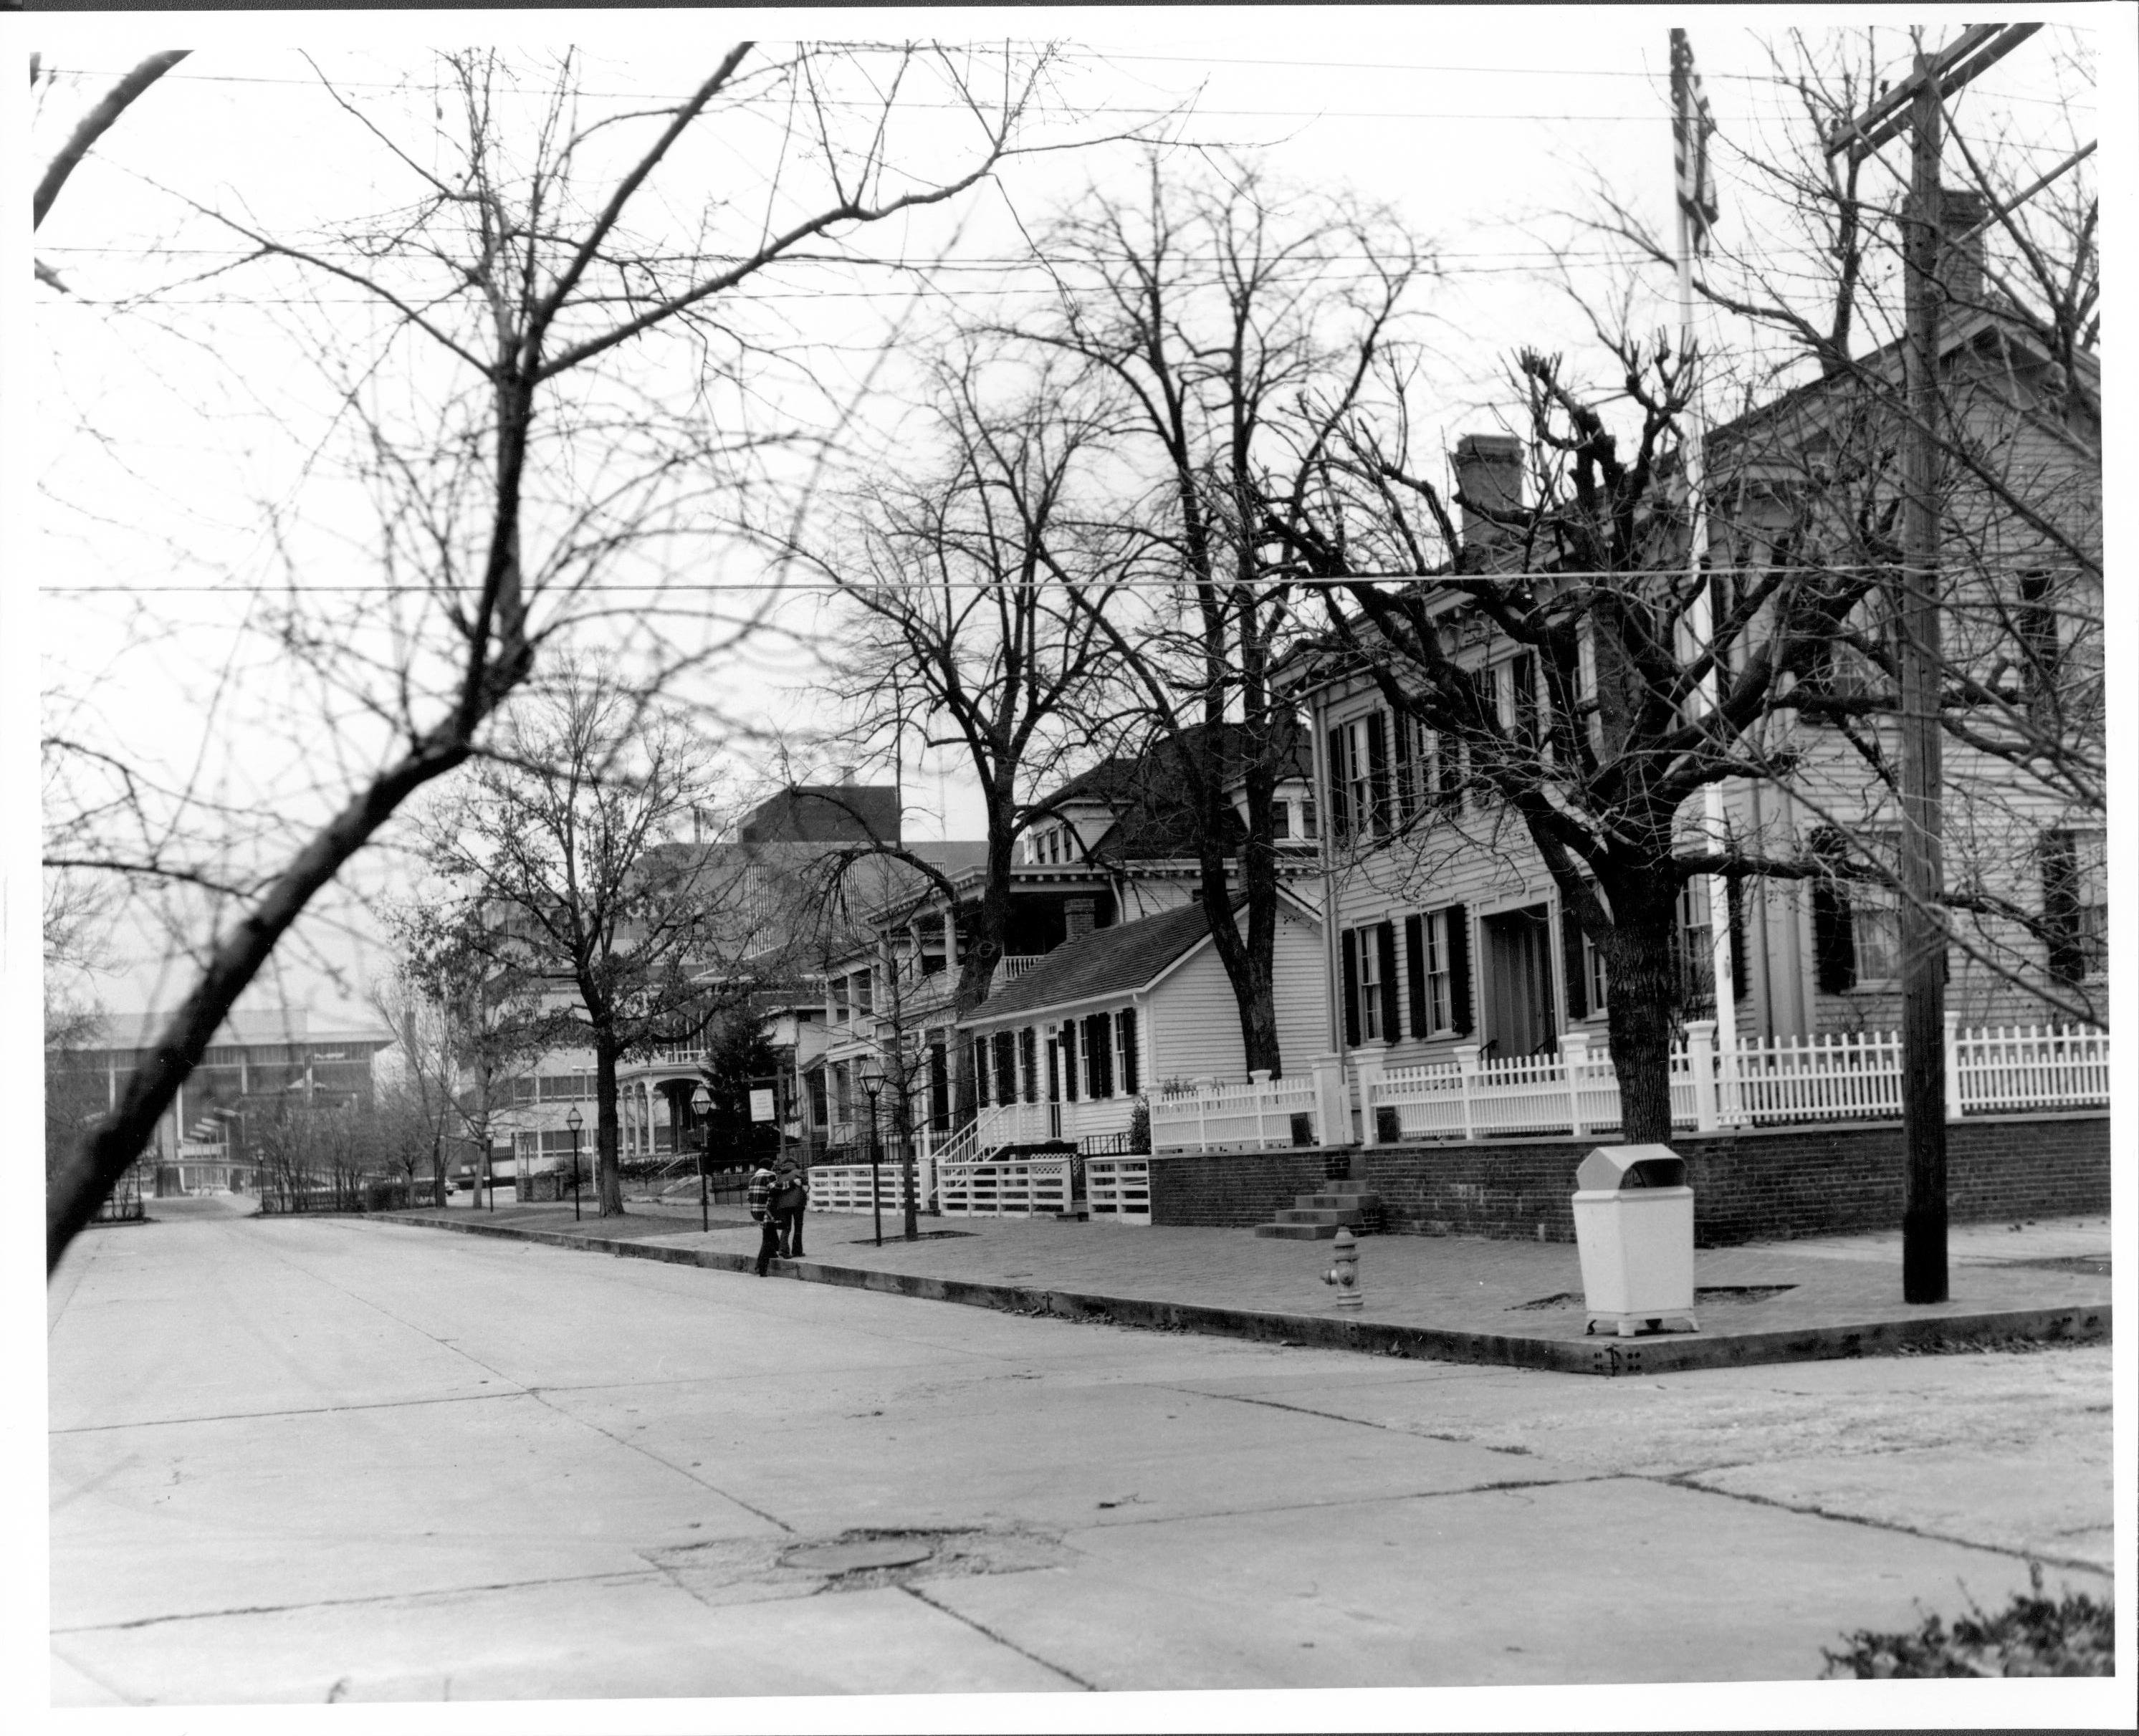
[595,1036,624,1217]
[1599,882,1681,1145]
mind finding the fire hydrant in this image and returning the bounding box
[1321,1227,1362,1310]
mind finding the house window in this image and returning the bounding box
[1329,712,1392,842]
[1584,931,1609,1015]
[1271,800,1291,840]
[1811,828,1900,992]
[1019,1027,1039,1103]
[1676,880,1716,1006]
[972,1036,990,1106]
[1356,928,1384,1040]
[1345,922,1397,1044]
[1500,652,1541,747]
[1116,1007,1139,1095]
[853,969,874,1015]
[2042,828,2107,984]
[1421,910,1454,1033]
[1300,797,1318,838]
[992,1030,1018,1104]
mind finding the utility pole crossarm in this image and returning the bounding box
[1822,23,2042,162]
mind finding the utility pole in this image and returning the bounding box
[1826,24,2039,1305]
[1895,54,1949,1306]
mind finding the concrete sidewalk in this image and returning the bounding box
[378,1198,2111,1376]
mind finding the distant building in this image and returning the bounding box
[53,1008,394,1196]
[735,774,900,845]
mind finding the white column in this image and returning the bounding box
[1686,1019,1718,1132]
[1561,1030,1591,1140]
[1354,1052,1387,1145]
[1454,1044,1480,1141]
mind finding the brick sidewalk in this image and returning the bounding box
[382,1200,2110,1374]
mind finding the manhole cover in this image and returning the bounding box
[781,1537,935,1574]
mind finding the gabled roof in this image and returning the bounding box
[965,891,1317,1026]
[965,903,1219,1024]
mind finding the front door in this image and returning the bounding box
[1483,904,1557,1057]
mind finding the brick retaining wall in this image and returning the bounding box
[1149,1113,2110,1246]
[1147,1149,1346,1229]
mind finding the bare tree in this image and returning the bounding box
[808,343,1131,1019]
[418,668,762,1216]
[1003,151,1430,1074]
[43,44,1074,1269]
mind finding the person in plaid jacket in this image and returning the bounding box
[747,1160,781,1276]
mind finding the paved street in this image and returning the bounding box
[50,1202,2115,1707]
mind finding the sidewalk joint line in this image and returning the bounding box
[54,1568,662,1635]
[1643,1472,2115,1578]
[899,1583,1099,1690]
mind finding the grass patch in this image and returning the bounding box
[1823,1565,2112,1677]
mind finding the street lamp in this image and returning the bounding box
[691,1080,714,1234]
[565,1105,583,1222]
[859,1058,884,1248]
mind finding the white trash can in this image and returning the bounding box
[1571,1144,1698,1338]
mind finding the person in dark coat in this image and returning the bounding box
[747,1160,781,1276]
[770,1154,809,1259]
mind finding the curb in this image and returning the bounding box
[373,1212,2111,1378]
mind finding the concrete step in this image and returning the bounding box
[1253,1222,1342,1239]
[1273,1207,1365,1226]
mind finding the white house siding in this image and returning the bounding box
[1144,911,1328,1087]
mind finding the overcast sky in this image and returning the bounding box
[14,5,2123,1030]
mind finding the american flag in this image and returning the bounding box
[1671,28,1721,252]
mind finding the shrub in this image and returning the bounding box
[1823,1565,2112,1678]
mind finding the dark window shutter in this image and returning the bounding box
[2042,830,2083,984]
[1060,1022,1078,1100]
[1326,726,1349,842]
[1341,928,1361,1047]
[994,1032,1014,1103]
[1404,913,1428,1037]
[1045,1035,1060,1103]
[1727,877,1750,1002]
[1392,714,1413,824]
[1082,1013,1109,1098]
[1445,903,1472,1035]
[1376,922,1400,1043]
[1561,903,1588,1021]
[929,1040,950,1133]
[1812,879,1855,993]
[1365,712,1391,835]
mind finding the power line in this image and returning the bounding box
[44,563,2090,598]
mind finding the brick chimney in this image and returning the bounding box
[1938,188,1987,315]
[1453,433,1523,552]
[1064,897,1096,941]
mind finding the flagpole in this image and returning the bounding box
[1675,37,1740,1080]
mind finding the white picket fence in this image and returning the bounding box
[1151,1069,1319,1153]
[1362,1019,2107,1143]
[936,1154,1073,1218]
[1144,1020,2109,1155]
[1085,1156,1152,1225]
